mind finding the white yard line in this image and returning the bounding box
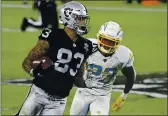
[3,79,167,98]
[1,4,32,8]
[2,27,38,32]
[87,6,166,12]
[113,84,164,89]
[112,89,167,98]
[1,4,166,13]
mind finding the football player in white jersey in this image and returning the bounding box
[70,21,136,115]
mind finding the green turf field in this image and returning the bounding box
[1,85,167,115]
[1,1,167,115]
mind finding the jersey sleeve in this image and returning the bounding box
[38,28,52,42]
[123,52,134,68]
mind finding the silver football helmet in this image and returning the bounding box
[59,1,90,35]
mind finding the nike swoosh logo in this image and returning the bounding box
[37,73,43,77]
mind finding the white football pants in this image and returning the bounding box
[18,84,67,115]
[70,88,111,115]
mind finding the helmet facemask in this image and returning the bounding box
[97,33,121,54]
[97,21,123,54]
[73,14,90,35]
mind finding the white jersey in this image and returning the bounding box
[82,38,134,96]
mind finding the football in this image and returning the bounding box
[31,56,53,69]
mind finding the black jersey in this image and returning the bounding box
[34,0,56,9]
[33,28,93,98]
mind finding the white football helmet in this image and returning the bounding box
[97,21,123,54]
[59,1,90,35]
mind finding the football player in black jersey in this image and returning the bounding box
[23,0,28,5]
[15,1,104,116]
[21,0,71,32]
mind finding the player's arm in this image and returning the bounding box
[112,53,136,111]
[121,66,136,95]
[22,40,49,75]
[121,52,136,96]
[111,66,136,111]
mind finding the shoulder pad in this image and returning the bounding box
[87,38,98,44]
[115,45,133,63]
[87,38,98,53]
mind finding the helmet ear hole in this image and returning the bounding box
[65,22,68,26]
[71,14,77,19]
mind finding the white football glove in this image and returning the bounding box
[85,76,104,89]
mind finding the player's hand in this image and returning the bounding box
[31,62,43,77]
[32,1,41,10]
[30,62,54,77]
[85,77,104,89]
[111,95,126,111]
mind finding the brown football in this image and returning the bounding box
[32,56,53,69]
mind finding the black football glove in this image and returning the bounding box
[30,62,54,77]
[32,0,41,10]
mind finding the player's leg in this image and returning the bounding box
[16,84,44,115]
[70,89,90,115]
[40,97,67,115]
[21,11,44,32]
[90,94,111,115]
[126,0,133,4]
